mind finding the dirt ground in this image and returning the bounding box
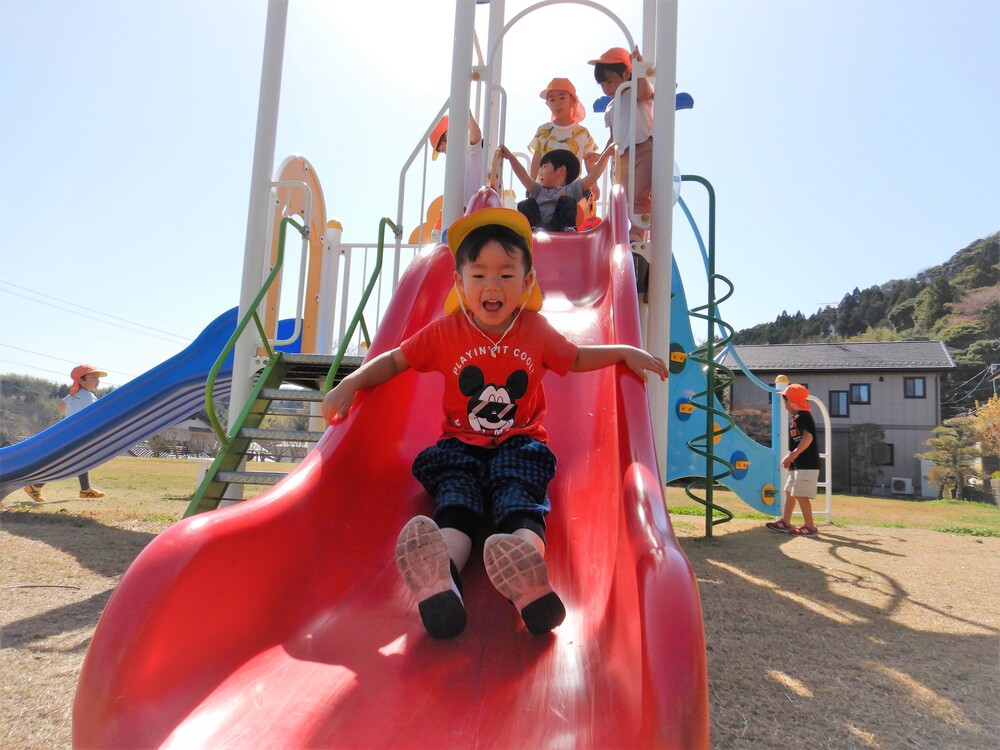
[2,474,999,749]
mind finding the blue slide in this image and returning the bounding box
[2,308,257,500]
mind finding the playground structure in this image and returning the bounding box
[0,1,823,747]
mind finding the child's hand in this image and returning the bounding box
[584,152,599,171]
[321,385,354,424]
[625,348,668,382]
[499,145,513,161]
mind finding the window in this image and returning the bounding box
[904,377,926,398]
[875,443,895,466]
[829,390,849,417]
[850,383,871,404]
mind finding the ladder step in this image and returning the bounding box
[237,427,326,441]
[216,470,289,486]
[282,353,363,366]
[259,387,325,402]
[279,353,364,381]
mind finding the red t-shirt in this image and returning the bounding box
[401,311,579,447]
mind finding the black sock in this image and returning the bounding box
[449,559,463,595]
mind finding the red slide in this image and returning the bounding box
[74,194,710,749]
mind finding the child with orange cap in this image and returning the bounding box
[23,364,108,502]
[527,77,599,180]
[589,47,655,249]
[429,110,484,211]
[765,383,821,536]
[322,208,667,639]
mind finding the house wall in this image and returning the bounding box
[730,370,943,496]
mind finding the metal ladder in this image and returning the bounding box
[183,352,361,517]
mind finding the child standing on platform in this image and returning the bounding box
[527,77,599,180]
[589,47,655,248]
[429,111,485,211]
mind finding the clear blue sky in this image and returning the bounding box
[2,0,997,388]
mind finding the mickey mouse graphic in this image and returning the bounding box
[459,365,529,435]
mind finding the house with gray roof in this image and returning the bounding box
[720,341,955,497]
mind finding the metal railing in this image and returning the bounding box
[204,216,306,444]
[323,217,400,392]
[331,240,420,356]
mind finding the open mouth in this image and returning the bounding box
[482,299,504,314]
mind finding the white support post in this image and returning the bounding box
[316,221,343,357]
[224,0,288,503]
[775,377,790,517]
[442,0,477,231]
[809,396,834,522]
[647,0,679,481]
[642,0,656,60]
[310,220,343,433]
[485,0,506,162]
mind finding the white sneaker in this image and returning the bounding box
[483,534,565,635]
[395,516,466,638]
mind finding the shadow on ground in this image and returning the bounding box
[2,510,160,651]
[677,521,1000,750]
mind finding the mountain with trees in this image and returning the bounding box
[733,231,1000,417]
[0,375,114,446]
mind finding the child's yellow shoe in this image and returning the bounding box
[23,485,47,502]
[79,488,106,499]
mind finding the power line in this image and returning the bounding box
[2,287,189,344]
[0,279,189,342]
[0,344,133,378]
[942,364,999,407]
[0,358,75,379]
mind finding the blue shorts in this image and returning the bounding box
[412,435,556,527]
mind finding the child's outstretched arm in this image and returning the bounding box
[529,149,542,180]
[321,347,410,423]
[632,47,654,101]
[467,111,482,145]
[499,145,536,193]
[580,143,617,193]
[570,344,668,381]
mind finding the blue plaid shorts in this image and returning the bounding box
[412,435,556,525]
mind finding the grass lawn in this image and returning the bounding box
[6,455,294,523]
[14,456,999,538]
[663,482,1000,537]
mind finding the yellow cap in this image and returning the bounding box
[443,208,543,315]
